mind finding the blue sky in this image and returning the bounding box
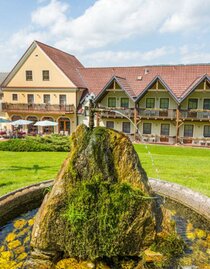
[1,0,210,71]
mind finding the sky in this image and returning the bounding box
[1,0,210,72]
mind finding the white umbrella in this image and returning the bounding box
[11,119,33,126]
[0,117,11,123]
[34,120,58,127]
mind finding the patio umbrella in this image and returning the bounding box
[0,118,11,123]
[34,120,58,127]
[11,119,33,126]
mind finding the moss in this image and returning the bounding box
[151,233,185,259]
[63,179,149,259]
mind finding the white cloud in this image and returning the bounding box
[31,0,69,28]
[160,0,210,33]
[81,46,175,66]
[1,0,210,71]
[179,44,210,64]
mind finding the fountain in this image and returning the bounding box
[24,116,186,268]
[0,102,210,268]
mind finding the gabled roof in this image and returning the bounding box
[2,41,86,88]
[180,74,210,101]
[136,75,179,103]
[78,64,210,101]
[94,76,135,103]
[3,40,210,103]
[36,41,86,88]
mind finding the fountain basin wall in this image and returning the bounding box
[149,178,210,222]
[0,180,53,226]
[0,178,209,226]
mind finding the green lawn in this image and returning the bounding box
[0,145,210,197]
[134,144,210,197]
[0,152,68,197]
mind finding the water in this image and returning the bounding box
[0,204,209,268]
[109,109,160,179]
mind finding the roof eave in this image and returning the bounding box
[94,76,135,103]
[2,41,37,87]
[180,74,210,102]
[136,75,179,104]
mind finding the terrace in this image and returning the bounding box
[2,103,75,114]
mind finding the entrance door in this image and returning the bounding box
[58,117,70,135]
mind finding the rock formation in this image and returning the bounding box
[26,125,183,268]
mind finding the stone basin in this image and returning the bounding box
[0,181,209,269]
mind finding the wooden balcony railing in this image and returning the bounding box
[2,103,75,113]
[138,108,176,119]
[100,107,135,118]
[180,109,210,120]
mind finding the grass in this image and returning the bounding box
[134,144,210,197]
[0,152,68,197]
[0,144,210,197]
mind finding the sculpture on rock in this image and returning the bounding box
[26,124,184,268]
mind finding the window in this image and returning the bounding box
[160,98,169,109]
[121,98,129,108]
[59,95,66,105]
[43,94,50,104]
[108,97,116,107]
[184,125,194,137]
[203,99,210,110]
[146,98,155,108]
[122,122,130,133]
[26,70,32,81]
[106,121,114,129]
[42,70,50,81]
[143,123,152,134]
[12,94,18,101]
[161,124,170,136]
[204,125,210,137]
[188,98,198,109]
[27,94,34,104]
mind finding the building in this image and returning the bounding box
[1,41,210,146]
[0,72,9,117]
[1,41,86,135]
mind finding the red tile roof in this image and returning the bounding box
[36,41,86,88]
[29,41,210,101]
[78,65,210,100]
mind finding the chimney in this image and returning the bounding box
[144,68,149,75]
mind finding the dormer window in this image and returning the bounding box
[108,97,116,107]
[160,98,169,109]
[42,70,50,81]
[188,98,198,109]
[121,98,129,108]
[26,70,33,81]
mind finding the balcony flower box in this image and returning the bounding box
[159,110,168,117]
[183,138,192,144]
[160,136,169,142]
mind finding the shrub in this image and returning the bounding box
[0,134,70,152]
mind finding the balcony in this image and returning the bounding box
[100,107,135,118]
[2,103,75,114]
[138,109,176,120]
[180,109,210,121]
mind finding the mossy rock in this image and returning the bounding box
[29,125,181,266]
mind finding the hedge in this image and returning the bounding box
[0,135,70,152]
